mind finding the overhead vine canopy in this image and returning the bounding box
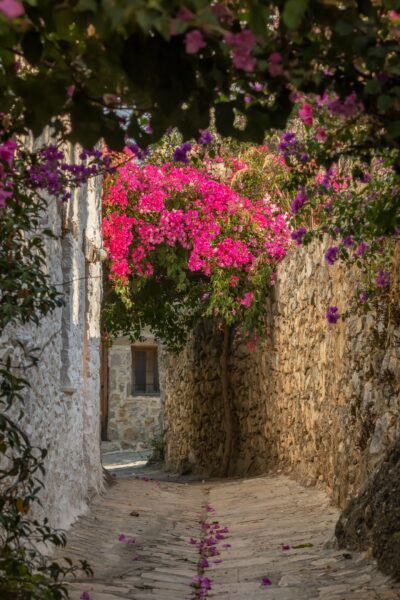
[2,0,400,154]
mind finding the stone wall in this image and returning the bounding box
[1,141,104,530]
[163,240,400,507]
[105,337,162,451]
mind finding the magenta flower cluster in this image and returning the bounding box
[103,160,290,301]
[189,504,230,598]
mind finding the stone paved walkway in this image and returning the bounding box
[64,473,400,600]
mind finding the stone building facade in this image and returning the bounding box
[102,335,162,452]
[162,240,400,509]
[1,143,104,530]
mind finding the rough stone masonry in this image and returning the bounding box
[162,239,400,576]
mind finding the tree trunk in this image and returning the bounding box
[220,323,232,477]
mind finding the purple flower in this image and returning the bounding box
[354,241,368,257]
[278,131,296,156]
[325,246,339,266]
[198,130,213,145]
[118,534,126,542]
[199,557,209,568]
[291,227,307,245]
[360,171,371,183]
[173,142,192,163]
[342,235,354,248]
[80,593,91,600]
[326,305,340,324]
[222,543,231,548]
[300,152,310,162]
[291,189,308,214]
[0,138,17,165]
[375,268,390,288]
[261,576,272,586]
[359,291,369,303]
[282,544,291,551]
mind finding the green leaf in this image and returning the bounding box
[334,20,353,36]
[387,120,400,139]
[377,94,393,113]
[364,79,381,95]
[282,0,309,29]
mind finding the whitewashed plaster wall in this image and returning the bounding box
[0,141,104,530]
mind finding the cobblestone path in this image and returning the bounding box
[65,474,400,600]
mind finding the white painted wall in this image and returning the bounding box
[0,143,104,530]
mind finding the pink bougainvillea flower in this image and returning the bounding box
[232,47,256,71]
[185,30,206,54]
[282,544,291,551]
[246,339,257,352]
[298,102,313,126]
[388,9,400,20]
[239,292,254,307]
[176,6,194,21]
[127,537,136,545]
[268,52,283,77]
[316,127,327,142]
[66,85,76,98]
[0,0,24,19]
[222,543,231,548]
[80,593,91,600]
[261,576,272,586]
[0,139,17,166]
[118,534,126,542]
[225,29,256,72]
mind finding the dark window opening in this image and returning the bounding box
[131,346,160,395]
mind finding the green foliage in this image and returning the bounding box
[2,0,400,157]
[148,436,164,464]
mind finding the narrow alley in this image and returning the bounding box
[64,470,400,600]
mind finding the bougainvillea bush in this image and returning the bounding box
[270,95,400,324]
[103,153,290,350]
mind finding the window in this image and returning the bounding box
[131,346,160,395]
